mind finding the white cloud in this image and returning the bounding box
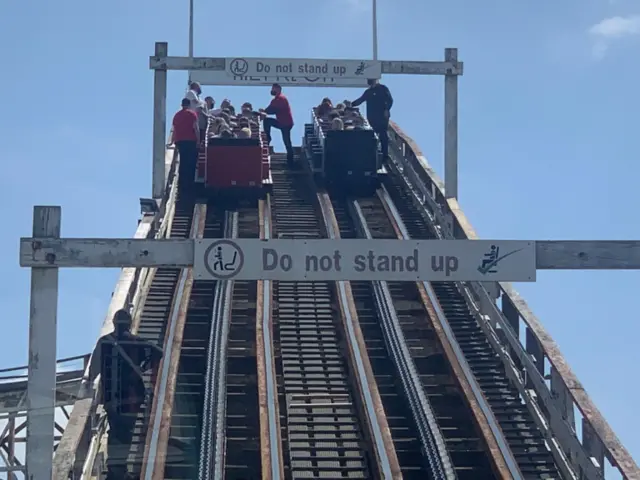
[588,15,640,58]
[589,15,640,37]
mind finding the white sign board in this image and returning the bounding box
[224,57,381,79]
[193,239,536,282]
[189,70,370,88]
[190,56,380,88]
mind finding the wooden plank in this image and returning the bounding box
[381,60,463,75]
[149,55,226,71]
[149,55,463,76]
[26,206,60,480]
[19,238,192,268]
[537,240,640,269]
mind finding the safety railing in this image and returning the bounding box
[387,121,639,480]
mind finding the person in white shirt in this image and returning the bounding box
[186,82,203,111]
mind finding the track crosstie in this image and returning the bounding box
[270,154,374,479]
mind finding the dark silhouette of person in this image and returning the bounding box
[352,78,394,160]
[82,309,163,480]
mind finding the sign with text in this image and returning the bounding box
[193,239,536,282]
[189,70,370,88]
[224,57,381,79]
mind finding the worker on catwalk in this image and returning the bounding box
[80,309,163,480]
[172,98,200,190]
[259,83,295,166]
[351,79,393,160]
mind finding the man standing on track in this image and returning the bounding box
[259,83,295,166]
[352,78,394,160]
[172,98,200,191]
[80,310,163,480]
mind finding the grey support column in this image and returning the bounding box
[25,206,61,479]
[153,42,168,199]
[444,47,459,200]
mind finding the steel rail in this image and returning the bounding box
[317,193,401,480]
[142,202,207,480]
[349,199,456,480]
[198,211,238,479]
[0,355,89,376]
[376,186,524,480]
[257,195,285,480]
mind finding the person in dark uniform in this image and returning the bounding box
[81,309,163,480]
[351,79,394,160]
[259,83,295,166]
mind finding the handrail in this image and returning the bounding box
[0,354,89,375]
[387,121,640,480]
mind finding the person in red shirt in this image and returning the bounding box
[259,83,295,165]
[172,98,200,190]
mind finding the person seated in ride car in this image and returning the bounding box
[316,97,333,117]
[237,127,252,138]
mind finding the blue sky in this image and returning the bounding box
[1,0,638,469]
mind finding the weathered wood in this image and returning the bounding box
[149,55,463,76]
[444,48,459,199]
[389,122,640,479]
[20,236,640,271]
[537,240,640,269]
[153,42,168,199]
[381,59,463,75]
[26,206,60,480]
[20,238,193,268]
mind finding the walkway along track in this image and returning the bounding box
[157,204,221,479]
[269,154,400,479]
[109,189,197,479]
[380,173,562,479]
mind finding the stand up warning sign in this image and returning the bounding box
[194,239,536,282]
[227,57,382,79]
